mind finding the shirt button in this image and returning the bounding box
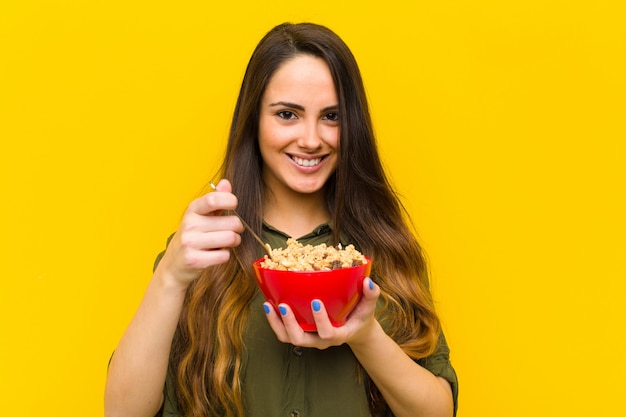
[316,226,328,235]
[292,346,303,356]
[290,411,300,417]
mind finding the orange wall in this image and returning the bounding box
[1,1,625,415]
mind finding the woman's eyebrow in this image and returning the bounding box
[320,105,339,113]
[268,102,339,113]
[268,101,305,111]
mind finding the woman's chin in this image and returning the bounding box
[288,179,328,195]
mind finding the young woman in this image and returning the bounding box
[105,22,458,417]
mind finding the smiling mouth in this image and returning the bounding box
[291,155,323,167]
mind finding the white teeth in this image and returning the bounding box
[292,156,321,167]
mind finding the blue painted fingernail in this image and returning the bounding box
[368,278,374,290]
[279,305,287,316]
[312,300,321,312]
[263,304,270,314]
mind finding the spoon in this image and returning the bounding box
[209,182,273,258]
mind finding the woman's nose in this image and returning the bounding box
[296,121,323,150]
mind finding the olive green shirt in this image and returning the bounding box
[158,223,458,417]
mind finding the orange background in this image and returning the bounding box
[1,1,625,415]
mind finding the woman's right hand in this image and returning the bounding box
[157,178,244,287]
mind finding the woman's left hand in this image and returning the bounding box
[263,277,381,349]
[264,277,454,417]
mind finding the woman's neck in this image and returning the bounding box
[263,187,330,239]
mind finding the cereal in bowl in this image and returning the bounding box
[260,238,366,271]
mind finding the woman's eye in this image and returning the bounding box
[324,112,339,122]
[277,110,297,120]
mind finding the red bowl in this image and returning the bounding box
[253,257,372,331]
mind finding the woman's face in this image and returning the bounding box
[258,54,339,198]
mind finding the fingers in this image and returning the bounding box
[310,299,335,339]
[262,278,381,348]
[178,178,244,253]
[180,213,244,235]
[178,229,241,257]
[160,227,240,283]
[188,179,237,216]
[213,178,232,192]
[178,247,232,270]
[361,277,380,302]
[158,179,245,284]
[263,302,321,346]
[263,302,290,343]
[177,207,243,255]
[346,277,379,317]
[262,300,341,348]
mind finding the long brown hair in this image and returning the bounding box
[171,22,441,417]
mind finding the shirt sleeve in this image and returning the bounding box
[160,364,182,417]
[153,233,175,272]
[416,331,459,416]
[152,233,182,417]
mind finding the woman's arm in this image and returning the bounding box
[104,179,243,417]
[104,267,188,417]
[348,320,454,417]
[264,278,454,417]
